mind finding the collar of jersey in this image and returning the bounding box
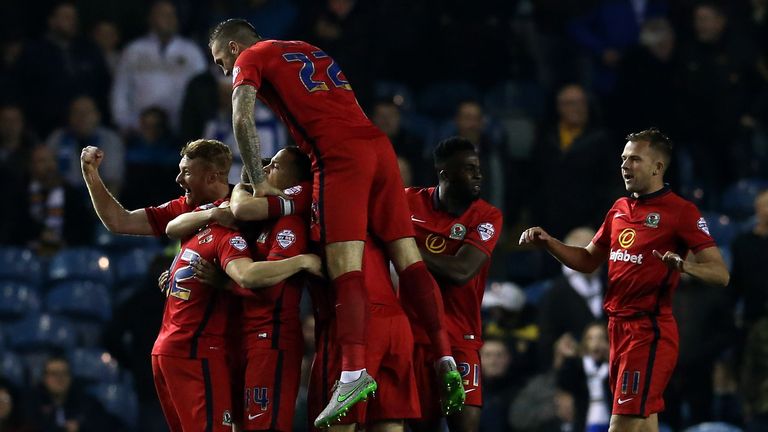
[630,184,671,201]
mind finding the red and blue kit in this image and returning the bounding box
[405,186,503,416]
[152,223,250,431]
[592,187,716,416]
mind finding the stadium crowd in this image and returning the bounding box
[0,0,767,431]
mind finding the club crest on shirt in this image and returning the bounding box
[644,212,661,228]
[230,236,248,251]
[276,229,296,249]
[477,223,495,242]
[697,217,711,236]
[450,223,467,240]
[284,185,302,196]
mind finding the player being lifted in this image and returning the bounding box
[208,19,464,426]
[406,138,503,432]
[520,128,729,432]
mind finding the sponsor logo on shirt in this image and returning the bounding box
[477,223,495,242]
[230,236,248,251]
[450,223,467,240]
[618,228,636,248]
[697,217,710,236]
[425,234,447,253]
[199,234,213,244]
[609,249,644,264]
[276,229,296,249]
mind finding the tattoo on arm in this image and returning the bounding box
[232,85,265,184]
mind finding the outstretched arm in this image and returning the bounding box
[224,254,323,289]
[81,146,153,235]
[519,226,608,273]
[420,244,489,286]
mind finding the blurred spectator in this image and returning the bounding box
[15,2,110,136]
[111,0,206,133]
[121,106,180,210]
[676,1,761,193]
[453,100,508,213]
[556,322,611,432]
[0,104,37,191]
[508,371,567,432]
[0,378,31,432]
[537,227,605,369]
[731,189,768,330]
[1,145,93,255]
[479,338,518,432]
[742,304,768,432]
[397,156,413,188]
[179,67,218,143]
[529,84,616,239]
[202,75,286,184]
[46,95,124,193]
[613,18,679,134]
[0,36,24,104]
[24,355,113,432]
[568,0,667,94]
[371,100,428,185]
[208,0,298,40]
[711,352,742,426]
[90,20,122,76]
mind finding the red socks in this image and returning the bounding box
[398,262,451,357]
[333,270,368,371]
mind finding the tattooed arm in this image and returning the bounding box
[232,85,288,198]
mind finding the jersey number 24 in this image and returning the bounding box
[282,51,351,93]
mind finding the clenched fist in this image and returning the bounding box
[80,146,104,173]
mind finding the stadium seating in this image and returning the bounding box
[48,247,113,285]
[46,281,112,323]
[114,248,161,287]
[373,80,414,110]
[94,223,162,252]
[0,351,25,387]
[483,81,546,119]
[701,212,741,247]
[720,178,768,219]
[68,348,120,384]
[0,247,43,286]
[0,282,41,321]
[6,313,77,352]
[88,382,139,429]
[417,80,480,117]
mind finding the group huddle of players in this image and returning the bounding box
[79,16,730,432]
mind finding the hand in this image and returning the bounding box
[80,146,104,173]
[158,270,170,295]
[251,180,289,199]
[518,226,551,247]
[190,256,230,288]
[302,254,325,278]
[211,203,237,229]
[653,249,685,272]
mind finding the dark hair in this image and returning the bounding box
[434,136,477,168]
[208,19,260,47]
[625,127,673,164]
[695,0,726,16]
[282,146,312,182]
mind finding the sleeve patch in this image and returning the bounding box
[697,217,711,236]
[232,66,241,83]
[276,229,296,249]
[284,185,303,196]
[477,222,495,242]
[230,236,248,251]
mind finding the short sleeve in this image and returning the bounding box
[216,229,252,269]
[266,182,312,218]
[233,44,269,90]
[678,202,717,253]
[592,212,613,249]
[144,196,190,237]
[266,216,308,260]
[464,207,504,257]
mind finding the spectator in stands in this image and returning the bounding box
[742,302,768,432]
[0,104,37,193]
[46,95,124,194]
[568,0,667,94]
[556,322,611,432]
[731,189,768,330]
[0,36,24,105]
[15,2,110,136]
[2,145,93,255]
[529,84,615,239]
[371,100,428,185]
[453,100,508,212]
[111,0,206,133]
[0,378,30,432]
[397,156,413,187]
[537,227,605,369]
[24,355,112,431]
[179,66,219,144]
[90,20,122,77]
[479,338,519,432]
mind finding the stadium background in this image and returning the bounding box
[0,0,767,431]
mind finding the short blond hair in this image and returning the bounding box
[180,139,232,173]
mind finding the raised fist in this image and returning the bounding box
[80,146,104,172]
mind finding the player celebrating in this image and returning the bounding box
[520,128,729,432]
[405,137,503,432]
[208,19,463,426]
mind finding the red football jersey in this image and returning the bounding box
[265,181,312,219]
[406,187,503,349]
[152,223,251,358]
[592,187,716,318]
[232,40,383,154]
[145,195,195,237]
[230,215,307,351]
